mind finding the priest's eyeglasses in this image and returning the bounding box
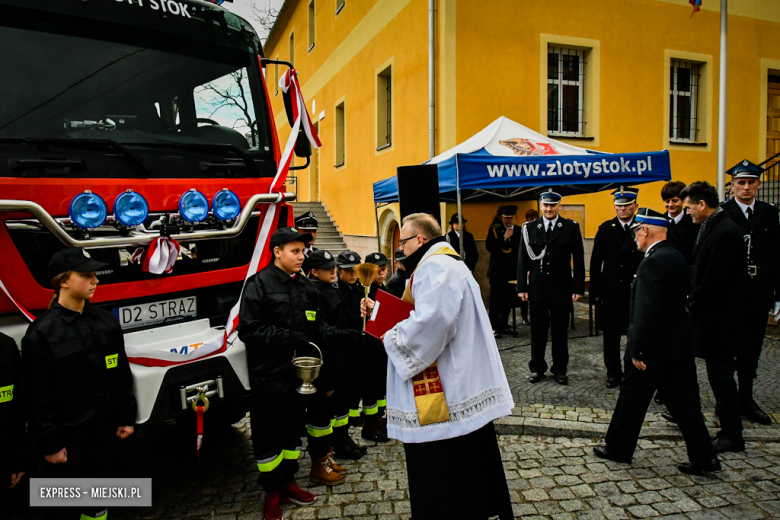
[399,234,425,245]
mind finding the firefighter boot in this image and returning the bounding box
[361,414,389,443]
[262,491,283,520]
[332,427,364,460]
[327,449,348,475]
[309,454,346,485]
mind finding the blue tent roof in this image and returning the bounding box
[373,117,672,203]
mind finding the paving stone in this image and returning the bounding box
[522,488,550,502]
[627,504,660,518]
[719,503,767,520]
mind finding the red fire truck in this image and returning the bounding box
[0,0,307,426]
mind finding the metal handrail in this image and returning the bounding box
[0,192,296,249]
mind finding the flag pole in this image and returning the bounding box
[717,0,727,200]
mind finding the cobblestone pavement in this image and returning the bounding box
[8,305,779,519]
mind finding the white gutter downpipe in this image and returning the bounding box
[717,0,727,200]
[429,0,435,159]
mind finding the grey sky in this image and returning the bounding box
[224,0,286,41]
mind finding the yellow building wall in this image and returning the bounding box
[266,0,780,240]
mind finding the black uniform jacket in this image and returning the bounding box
[446,230,479,272]
[22,302,136,457]
[0,333,26,473]
[384,269,408,298]
[337,279,365,332]
[721,198,780,311]
[687,210,748,358]
[627,242,693,362]
[238,264,344,392]
[589,217,644,334]
[667,212,699,263]
[312,279,353,388]
[486,223,521,282]
[517,217,586,303]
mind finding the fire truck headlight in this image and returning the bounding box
[69,191,107,230]
[179,189,209,223]
[212,189,241,221]
[114,190,149,227]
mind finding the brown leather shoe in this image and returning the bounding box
[327,451,348,475]
[309,455,346,485]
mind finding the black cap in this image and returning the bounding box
[727,159,762,179]
[294,211,319,230]
[630,208,670,230]
[336,250,361,268]
[539,189,562,204]
[611,186,639,206]
[365,252,389,266]
[307,250,337,269]
[499,205,518,217]
[449,213,467,225]
[269,227,313,251]
[47,247,109,279]
[394,247,407,262]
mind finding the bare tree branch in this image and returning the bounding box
[247,0,280,45]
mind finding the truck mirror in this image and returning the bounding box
[294,130,311,158]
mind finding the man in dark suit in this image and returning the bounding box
[722,160,780,425]
[518,189,586,385]
[593,209,720,475]
[662,181,699,263]
[446,213,479,272]
[296,211,319,275]
[681,181,748,453]
[486,205,521,336]
[590,187,644,388]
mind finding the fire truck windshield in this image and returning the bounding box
[0,2,275,173]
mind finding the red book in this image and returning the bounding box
[365,289,415,340]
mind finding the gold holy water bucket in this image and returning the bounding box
[292,342,323,395]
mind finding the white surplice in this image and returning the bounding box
[383,241,514,443]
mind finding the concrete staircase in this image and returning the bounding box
[292,201,349,257]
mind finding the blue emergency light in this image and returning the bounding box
[113,190,149,227]
[69,191,108,230]
[212,188,241,221]
[179,189,209,223]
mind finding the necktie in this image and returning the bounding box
[546,222,553,236]
[746,207,753,226]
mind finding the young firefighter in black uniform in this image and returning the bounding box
[384,247,408,298]
[239,228,357,520]
[24,248,136,520]
[722,160,780,425]
[364,252,390,440]
[594,209,720,475]
[589,187,643,388]
[1,333,26,496]
[295,211,319,276]
[518,189,586,385]
[486,205,522,336]
[307,250,366,460]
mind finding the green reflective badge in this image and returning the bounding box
[305,310,316,321]
[105,353,118,369]
[0,384,13,403]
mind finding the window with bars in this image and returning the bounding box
[669,59,701,143]
[377,65,392,150]
[336,0,345,15]
[335,101,345,167]
[547,46,586,137]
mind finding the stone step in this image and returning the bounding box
[290,201,348,255]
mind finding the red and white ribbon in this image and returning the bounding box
[222,64,321,342]
[0,278,36,322]
[141,236,181,275]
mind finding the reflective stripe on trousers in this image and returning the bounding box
[257,448,301,472]
[80,510,108,520]
[306,422,333,438]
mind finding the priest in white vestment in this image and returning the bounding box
[382,213,514,520]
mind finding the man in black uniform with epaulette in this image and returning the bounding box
[486,205,522,336]
[590,187,644,388]
[722,160,780,425]
[594,208,720,475]
[295,211,319,275]
[518,189,586,385]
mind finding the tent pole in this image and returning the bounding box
[717,0,727,200]
[455,155,464,258]
[374,202,382,252]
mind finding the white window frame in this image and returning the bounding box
[547,47,585,138]
[669,60,700,143]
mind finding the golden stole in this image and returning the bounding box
[401,246,460,426]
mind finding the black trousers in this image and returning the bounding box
[519,299,529,319]
[529,300,570,375]
[250,385,332,492]
[704,354,743,440]
[603,332,626,380]
[605,359,714,464]
[403,422,513,520]
[736,309,768,392]
[488,281,513,332]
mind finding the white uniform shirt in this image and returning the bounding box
[383,241,514,443]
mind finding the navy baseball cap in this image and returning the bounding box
[47,248,108,279]
[308,250,337,269]
[336,250,361,268]
[365,252,389,266]
[269,227,313,251]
